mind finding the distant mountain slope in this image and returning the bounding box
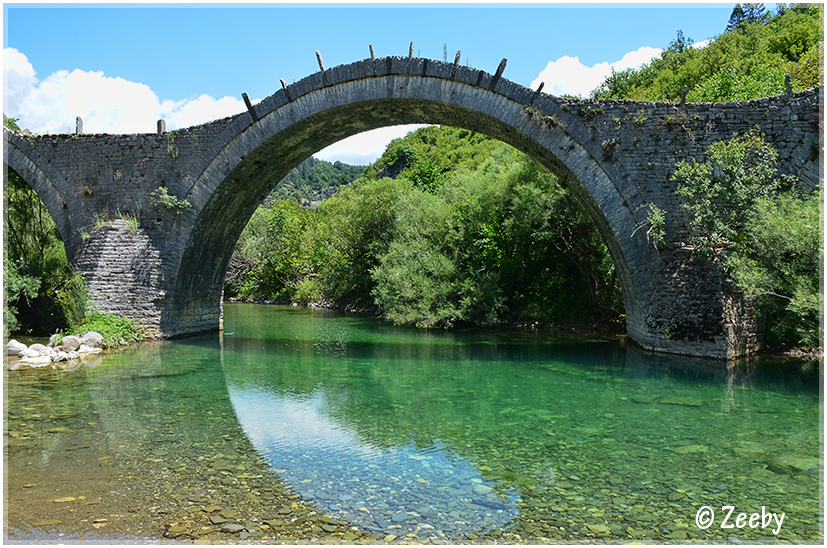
[269,156,365,205]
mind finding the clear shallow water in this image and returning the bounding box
[4,303,823,543]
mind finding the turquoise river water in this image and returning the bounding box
[3,303,823,543]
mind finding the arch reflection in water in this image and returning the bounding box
[228,385,520,538]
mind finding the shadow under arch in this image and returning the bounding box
[165,68,653,340]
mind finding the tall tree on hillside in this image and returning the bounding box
[727,4,747,31]
[743,3,769,23]
[669,30,693,54]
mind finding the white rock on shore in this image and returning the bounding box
[6,332,104,370]
[7,340,26,355]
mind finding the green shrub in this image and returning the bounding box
[150,187,192,214]
[55,267,90,328]
[64,311,147,348]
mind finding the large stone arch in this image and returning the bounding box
[162,58,654,345]
[5,55,818,358]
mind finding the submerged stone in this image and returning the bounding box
[52,497,76,503]
[630,394,703,407]
[658,396,703,407]
[767,454,821,475]
[630,395,661,404]
[221,523,245,534]
[472,484,493,495]
[586,523,610,534]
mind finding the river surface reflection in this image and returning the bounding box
[229,387,519,537]
[4,303,822,543]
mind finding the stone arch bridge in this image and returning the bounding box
[4,52,822,359]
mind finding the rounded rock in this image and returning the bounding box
[28,343,50,356]
[61,336,82,352]
[7,339,27,355]
[473,484,494,496]
[81,332,104,349]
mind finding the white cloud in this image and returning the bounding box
[3,48,38,115]
[531,46,663,98]
[313,124,425,165]
[692,39,711,50]
[3,47,247,135]
[169,93,249,129]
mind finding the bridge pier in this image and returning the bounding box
[4,56,819,359]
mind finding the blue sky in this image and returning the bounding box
[4,2,739,164]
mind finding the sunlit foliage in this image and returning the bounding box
[671,131,821,348]
[596,4,823,102]
[226,127,622,329]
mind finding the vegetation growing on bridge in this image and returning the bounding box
[594,3,823,102]
[225,126,622,330]
[672,130,822,349]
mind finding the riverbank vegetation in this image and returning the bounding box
[672,130,822,350]
[225,126,622,330]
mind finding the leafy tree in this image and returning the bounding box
[725,188,821,347]
[743,3,769,24]
[371,190,465,327]
[3,258,40,336]
[224,200,316,301]
[672,130,788,259]
[313,177,407,306]
[669,30,693,54]
[787,42,823,88]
